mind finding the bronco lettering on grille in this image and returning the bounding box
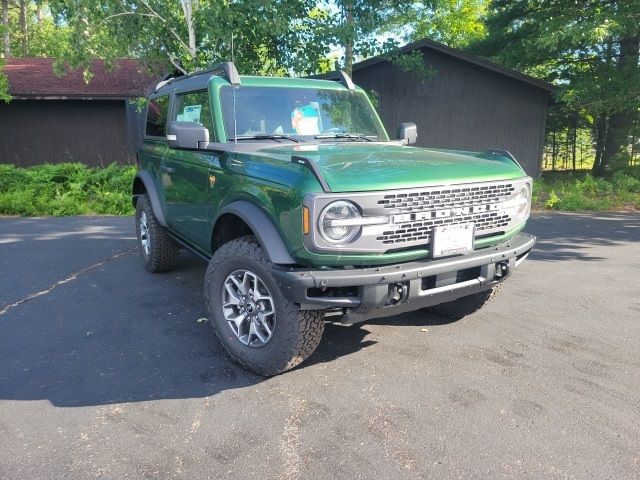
[393,203,501,224]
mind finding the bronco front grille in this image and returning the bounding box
[375,182,516,246]
[304,177,531,253]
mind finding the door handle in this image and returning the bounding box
[161,165,175,174]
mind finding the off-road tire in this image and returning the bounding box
[204,236,324,376]
[428,284,502,320]
[135,194,179,273]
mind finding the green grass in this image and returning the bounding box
[0,163,137,216]
[533,168,640,212]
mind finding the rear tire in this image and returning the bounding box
[204,236,324,376]
[428,284,502,320]
[135,194,179,273]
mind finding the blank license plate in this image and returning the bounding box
[431,223,474,258]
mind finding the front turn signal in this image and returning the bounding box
[303,206,310,235]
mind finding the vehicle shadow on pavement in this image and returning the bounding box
[0,253,272,408]
[0,245,454,408]
[2,245,447,408]
[526,212,640,262]
[303,310,456,368]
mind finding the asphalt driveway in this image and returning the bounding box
[0,213,639,479]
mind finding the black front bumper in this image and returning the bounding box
[273,233,536,323]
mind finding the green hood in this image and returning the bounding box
[259,143,526,192]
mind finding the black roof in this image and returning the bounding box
[325,38,554,93]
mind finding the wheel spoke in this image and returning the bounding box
[257,313,272,336]
[250,321,268,344]
[242,272,257,298]
[227,312,246,330]
[228,274,245,295]
[223,283,241,305]
[233,313,246,327]
[258,301,274,316]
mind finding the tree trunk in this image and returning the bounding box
[2,0,9,57]
[598,34,640,174]
[343,1,354,76]
[551,130,556,171]
[592,113,608,175]
[36,1,44,23]
[19,0,27,56]
[564,128,569,170]
[181,0,196,59]
[572,116,577,172]
[580,136,584,169]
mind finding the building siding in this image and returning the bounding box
[353,49,549,177]
[0,99,134,167]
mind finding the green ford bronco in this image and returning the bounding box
[133,62,535,376]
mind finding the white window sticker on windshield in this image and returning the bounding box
[291,105,320,135]
[180,104,202,123]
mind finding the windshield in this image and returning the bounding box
[220,86,388,141]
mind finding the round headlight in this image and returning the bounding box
[318,201,361,244]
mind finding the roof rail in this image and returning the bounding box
[337,70,355,90]
[156,61,241,91]
[307,70,356,90]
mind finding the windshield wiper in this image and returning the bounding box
[229,134,303,143]
[314,133,375,142]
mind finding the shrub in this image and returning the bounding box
[544,190,560,209]
[0,163,136,216]
[533,170,640,212]
[612,171,640,193]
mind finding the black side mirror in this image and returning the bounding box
[398,122,417,145]
[167,121,209,149]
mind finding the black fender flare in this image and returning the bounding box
[215,201,297,265]
[132,171,168,227]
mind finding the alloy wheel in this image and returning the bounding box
[139,211,151,256]
[222,269,276,347]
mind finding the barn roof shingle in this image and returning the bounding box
[3,58,160,99]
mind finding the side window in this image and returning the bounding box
[173,91,214,134]
[145,95,169,137]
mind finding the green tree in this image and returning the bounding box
[2,0,9,56]
[385,0,488,48]
[0,58,9,102]
[48,0,325,76]
[471,0,640,175]
[312,0,409,76]
[0,0,334,99]
[0,1,71,57]
[0,1,72,102]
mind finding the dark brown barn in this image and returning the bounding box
[328,39,554,177]
[0,58,157,167]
